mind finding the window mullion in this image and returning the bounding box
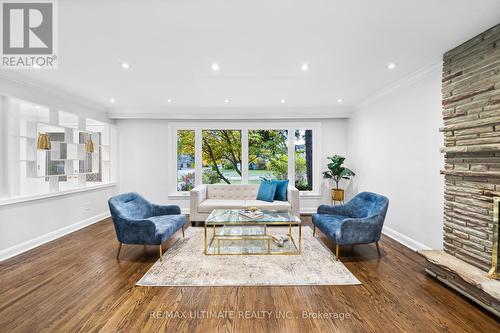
[241,129,248,184]
[194,129,202,186]
[287,127,295,186]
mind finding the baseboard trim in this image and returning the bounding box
[382,226,431,251]
[0,212,110,262]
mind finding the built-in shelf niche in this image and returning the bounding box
[23,121,101,178]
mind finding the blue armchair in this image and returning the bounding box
[108,192,186,260]
[312,192,389,258]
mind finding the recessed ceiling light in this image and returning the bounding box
[224,99,229,103]
[167,98,172,103]
[301,63,309,71]
[121,62,130,69]
[387,62,397,70]
[281,99,286,104]
[337,98,343,103]
[211,63,220,71]
[35,105,40,109]
[109,98,115,103]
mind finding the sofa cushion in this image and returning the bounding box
[207,184,258,200]
[148,215,186,244]
[311,214,345,242]
[245,200,291,212]
[271,179,289,201]
[257,181,277,202]
[198,199,248,213]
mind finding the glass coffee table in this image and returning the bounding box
[204,209,302,255]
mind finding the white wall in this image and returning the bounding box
[117,118,348,213]
[347,64,444,250]
[0,186,116,260]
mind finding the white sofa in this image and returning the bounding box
[190,184,300,222]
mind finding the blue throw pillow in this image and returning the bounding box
[257,181,277,202]
[271,180,289,201]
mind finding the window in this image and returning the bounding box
[202,130,242,184]
[171,124,319,194]
[248,130,288,184]
[0,96,114,201]
[294,130,313,191]
[177,130,195,191]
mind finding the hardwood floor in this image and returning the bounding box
[0,216,498,333]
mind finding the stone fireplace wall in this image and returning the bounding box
[441,24,500,271]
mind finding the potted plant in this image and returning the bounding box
[322,155,355,203]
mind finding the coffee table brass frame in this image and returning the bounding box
[204,209,302,256]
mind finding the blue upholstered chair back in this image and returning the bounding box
[108,192,153,220]
[346,192,389,219]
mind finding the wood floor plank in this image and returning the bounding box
[0,216,498,333]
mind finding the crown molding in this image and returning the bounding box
[353,60,442,111]
[108,106,352,120]
[0,72,111,122]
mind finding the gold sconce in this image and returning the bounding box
[85,139,94,153]
[37,133,51,150]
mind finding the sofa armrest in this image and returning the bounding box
[152,204,181,216]
[190,185,207,215]
[287,186,300,217]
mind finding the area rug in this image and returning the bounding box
[136,226,360,286]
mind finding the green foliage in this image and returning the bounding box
[248,130,288,165]
[266,154,288,179]
[295,178,310,191]
[322,155,355,189]
[294,153,311,190]
[202,169,220,184]
[177,130,195,156]
[222,161,235,170]
[295,152,306,175]
[202,130,242,183]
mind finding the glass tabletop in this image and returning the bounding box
[205,209,301,225]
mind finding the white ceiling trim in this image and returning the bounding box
[0,72,110,123]
[108,106,352,120]
[353,59,442,111]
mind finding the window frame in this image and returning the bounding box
[169,122,322,196]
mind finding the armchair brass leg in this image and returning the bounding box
[182,225,185,238]
[313,225,316,237]
[376,242,381,257]
[159,245,163,261]
[116,242,122,260]
[335,244,340,259]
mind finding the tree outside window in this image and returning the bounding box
[176,128,314,190]
[202,130,242,184]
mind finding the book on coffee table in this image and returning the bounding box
[238,210,264,219]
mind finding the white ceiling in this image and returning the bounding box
[2,0,500,117]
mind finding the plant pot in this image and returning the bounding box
[331,189,344,202]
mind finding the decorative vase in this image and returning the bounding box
[331,189,344,203]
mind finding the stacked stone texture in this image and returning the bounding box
[441,24,500,272]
